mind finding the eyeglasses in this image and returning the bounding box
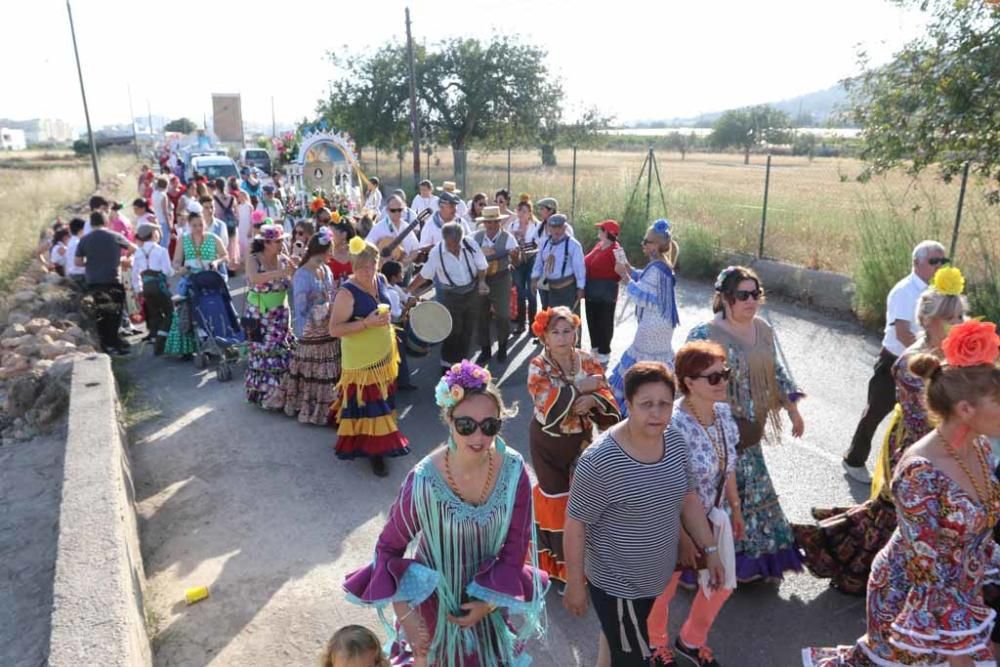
[695,368,732,385]
[735,289,762,301]
[641,239,655,245]
[928,257,951,266]
[453,416,503,437]
[388,208,403,213]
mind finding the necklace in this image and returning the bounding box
[686,402,726,468]
[445,448,495,506]
[936,429,999,522]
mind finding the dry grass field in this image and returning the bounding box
[0,151,138,287]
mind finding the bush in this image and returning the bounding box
[675,224,723,280]
[852,209,918,329]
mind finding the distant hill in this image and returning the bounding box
[628,83,852,128]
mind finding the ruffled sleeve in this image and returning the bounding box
[886,459,996,655]
[343,471,439,609]
[466,466,549,615]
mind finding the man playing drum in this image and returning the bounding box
[473,206,518,364]
[408,222,489,373]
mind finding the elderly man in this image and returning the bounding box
[408,222,489,372]
[437,181,468,220]
[536,196,574,241]
[842,239,950,483]
[366,194,422,265]
[420,190,471,246]
[531,213,585,313]
[473,206,520,364]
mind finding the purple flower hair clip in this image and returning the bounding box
[317,227,333,246]
[435,359,492,408]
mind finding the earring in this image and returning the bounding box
[448,435,458,452]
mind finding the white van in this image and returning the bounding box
[189,155,240,183]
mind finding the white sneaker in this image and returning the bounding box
[842,460,872,484]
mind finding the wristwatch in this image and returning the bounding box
[702,545,719,555]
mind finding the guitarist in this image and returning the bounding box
[367,195,423,266]
[509,195,541,335]
[473,206,519,364]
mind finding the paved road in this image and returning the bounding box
[127,277,884,666]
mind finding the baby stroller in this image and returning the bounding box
[186,270,244,382]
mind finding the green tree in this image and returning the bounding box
[709,105,791,164]
[537,105,611,166]
[164,117,197,134]
[846,0,1000,201]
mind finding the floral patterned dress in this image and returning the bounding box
[244,255,293,406]
[687,318,804,583]
[793,344,933,595]
[803,442,1000,666]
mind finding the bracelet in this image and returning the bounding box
[397,606,417,623]
[702,545,719,555]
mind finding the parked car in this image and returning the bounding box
[240,148,272,175]
[188,155,240,183]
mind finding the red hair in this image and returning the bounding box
[674,341,727,395]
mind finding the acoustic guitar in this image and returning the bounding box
[377,208,433,261]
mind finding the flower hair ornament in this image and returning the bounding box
[941,320,1000,368]
[309,196,326,213]
[434,359,492,410]
[652,218,672,237]
[713,266,742,292]
[531,308,581,339]
[331,210,342,224]
[931,266,965,296]
[316,227,333,246]
[348,236,368,255]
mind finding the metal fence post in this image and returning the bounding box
[374,147,379,177]
[507,146,511,193]
[398,158,403,187]
[949,161,971,258]
[571,146,578,221]
[758,154,772,258]
[645,146,653,222]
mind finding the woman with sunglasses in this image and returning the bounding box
[607,219,680,417]
[527,306,621,585]
[686,265,805,585]
[343,360,547,666]
[244,224,295,407]
[646,341,742,666]
[793,268,969,595]
[465,192,489,233]
[266,228,342,424]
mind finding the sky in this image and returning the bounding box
[3,0,928,132]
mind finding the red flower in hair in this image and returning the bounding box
[942,320,1000,368]
[310,197,326,213]
[531,310,551,338]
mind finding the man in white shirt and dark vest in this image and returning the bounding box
[472,206,520,364]
[841,239,948,484]
[408,221,489,373]
[531,213,585,313]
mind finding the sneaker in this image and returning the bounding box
[371,456,388,478]
[674,639,719,667]
[842,460,872,484]
[650,646,677,667]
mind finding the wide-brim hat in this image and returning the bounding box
[255,223,286,241]
[475,205,511,223]
[437,181,461,194]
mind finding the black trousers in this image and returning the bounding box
[478,271,512,352]
[589,583,656,667]
[142,278,174,354]
[586,300,617,354]
[439,289,480,368]
[87,282,126,351]
[844,348,899,466]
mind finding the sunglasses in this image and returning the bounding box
[928,257,951,266]
[388,208,403,213]
[695,367,732,386]
[641,238,655,245]
[735,289,762,302]
[295,231,307,237]
[453,416,503,437]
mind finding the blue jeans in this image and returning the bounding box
[512,261,536,327]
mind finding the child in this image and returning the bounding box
[380,260,416,391]
[49,227,71,276]
[65,217,87,288]
[319,625,389,667]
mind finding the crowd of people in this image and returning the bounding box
[46,164,1000,667]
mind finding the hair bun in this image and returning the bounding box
[518,193,531,203]
[908,353,943,380]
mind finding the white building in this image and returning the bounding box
[0,118,74,144]
[1,128,27,151]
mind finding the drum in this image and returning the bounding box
[406,301,452,357]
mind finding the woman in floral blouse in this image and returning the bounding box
[794,269,969,595]
[527,306,620,584]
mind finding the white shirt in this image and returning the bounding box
[385,283,407,321]
[365,189,383,211]
[419,213,473,247]
[412,194,439,215]
[152,190,170,227]
[507,219,540,247]
[366,217,421,254]
[883,272,927,356]
[66,235,85,276]
[475,229,518,253]
[419,239,488,288]
[531,235,586,289]
[50,242,69,269]
[131,242,174,292]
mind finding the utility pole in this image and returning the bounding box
[146,99,154,138]
[405,8,421,191]
[271,96,276,138]
[66,0,99,187]
[127,84,139,158]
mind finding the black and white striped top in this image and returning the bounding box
[567,426,693,599]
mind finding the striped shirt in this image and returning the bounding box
[567,426,693,599]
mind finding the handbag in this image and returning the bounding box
[676,416,729,572]
[240,314,263,343]
[735,416,765,453]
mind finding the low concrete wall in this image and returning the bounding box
[48,355,151,666]
[724,253,856,316]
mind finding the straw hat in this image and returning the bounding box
[437,181,461,194]
[475,206,510,223]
